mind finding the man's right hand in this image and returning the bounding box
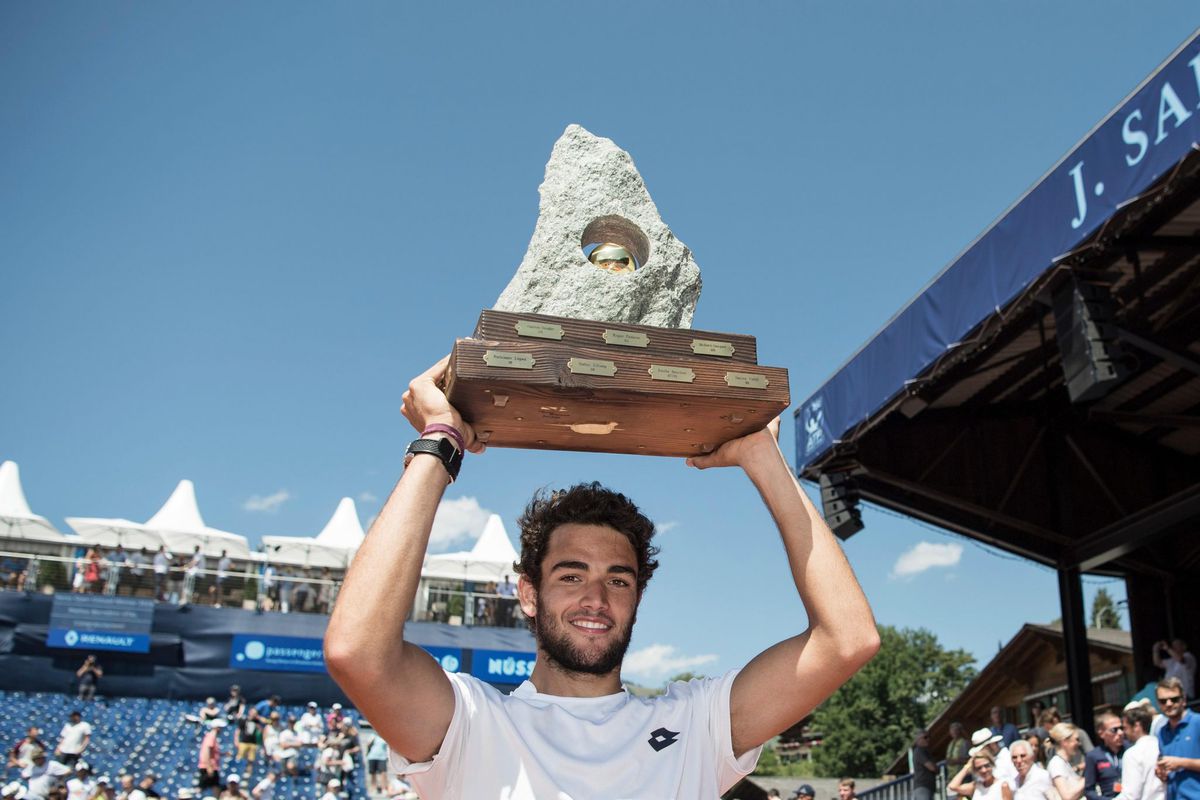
[400,356,485,453]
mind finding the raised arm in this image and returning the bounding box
[324,356,482,764]
[687,419,880,757]
[947,762,978,797]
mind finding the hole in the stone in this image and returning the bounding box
[581,215,650,274]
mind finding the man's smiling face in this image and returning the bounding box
[519,523,640,676]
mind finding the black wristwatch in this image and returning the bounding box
[404,437,463,482]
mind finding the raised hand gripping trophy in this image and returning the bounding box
[445,125,789,457]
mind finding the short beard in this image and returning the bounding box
[533,598,635,677]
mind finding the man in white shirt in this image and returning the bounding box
[325,359,880,799]
[297,703,324,745]
[1117,704,1164,800]
[153,546,170,601]
[23,750,72,800]
[65,762,96,800]
[318,779,339,800]
[212,551,232,608]
[54,712,91,768]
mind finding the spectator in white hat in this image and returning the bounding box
[319,780,339,800]
[218,775,246,800]
[65,761,95,800]
[971,727,1018,783]
[297,704,323,746]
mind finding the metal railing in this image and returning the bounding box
[0,548,523,629]
[857,761,950,800]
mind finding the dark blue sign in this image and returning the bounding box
[799,34,1200,468]
[47,627,151,653]
[419,645,463,673]
[47,594,154,653]
[230,634,326,673]
[470,648,537,682]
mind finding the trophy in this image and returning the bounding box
[445,125,789,458]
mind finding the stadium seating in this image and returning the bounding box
[1,691,368,800]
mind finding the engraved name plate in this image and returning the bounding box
[648,364,696,383]
[568,358,617,377]
[725,371,769,389]
[602,329,650,348]
[691,339,735,357]
[515,320,564,340]
[483,350,536,369]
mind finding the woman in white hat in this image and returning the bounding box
[1047,722,1086,800]
[948,750,1013,800]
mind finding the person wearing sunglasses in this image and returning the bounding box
[1085,711,1126,800]
[1154,676,1200,800]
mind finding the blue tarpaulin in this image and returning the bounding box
[796,30,1200,470]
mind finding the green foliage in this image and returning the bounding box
[811,625,976,778]
[37,558,68,591]
[753,745,817,777]
[1091,588,1122,629]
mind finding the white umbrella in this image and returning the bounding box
[0,461,73,544]
[422,514,518,583]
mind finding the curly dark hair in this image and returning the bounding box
[514,481,659,595]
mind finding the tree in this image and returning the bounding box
[811,625,976,778]
[1091,588,1122,629]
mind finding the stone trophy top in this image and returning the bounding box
[492,124,702,329]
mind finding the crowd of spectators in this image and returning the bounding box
[933,674,1198,800]
[1,686,420,800]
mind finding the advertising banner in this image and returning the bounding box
[47,594,155,654]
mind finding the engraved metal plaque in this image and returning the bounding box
[568,357,617,377]
[515,320,564,340]
[483,350,536,369]
[602,329,650,348]
[725,371,769,389]
[648,364,696,383]
[691,339,735,357]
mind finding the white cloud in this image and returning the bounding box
[357,491,378,503]
[656,521,680,534]
[622,643,718,681]
[891,541,963,579]
[430,496,493,549]
[243,490,291,513]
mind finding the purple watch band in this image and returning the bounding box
[422,423,465,454]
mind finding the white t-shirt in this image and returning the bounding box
[1014,763,1052,800]
[154,552,169,574]
[995,746,1017,783]
[23,760,72,800]
[389,669,761,799]
[1114,735,1164,800]
[67,777,96,800]
[217,557,232,579]
[973,778,1011,800]
[58,721,93,755]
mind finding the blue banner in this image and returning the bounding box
[470,648,537,682]
[420,645,463,673]
[798,33,1200,468]
[47,627,151,653]
[230,634,327,673]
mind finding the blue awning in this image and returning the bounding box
[796,30,1200,470]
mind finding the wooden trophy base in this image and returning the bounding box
[445,310,790,458]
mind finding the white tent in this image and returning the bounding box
[262,497,365,568]
[66,479,251,558]
[0,460,73,544]
[421,514,519,584]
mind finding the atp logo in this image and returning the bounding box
[647,727,680,752]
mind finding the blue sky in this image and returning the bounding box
[3,3,1195,685]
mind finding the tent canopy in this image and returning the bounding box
[422,514,519,584]
[262,498,365,569]
[67,479,252,558]
[0,460,72,544]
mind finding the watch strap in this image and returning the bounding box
[405,437,463,482]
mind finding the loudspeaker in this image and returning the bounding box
[1051,279,1128,403]
[819,472,864,541]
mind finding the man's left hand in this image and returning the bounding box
[685,417,781,470]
